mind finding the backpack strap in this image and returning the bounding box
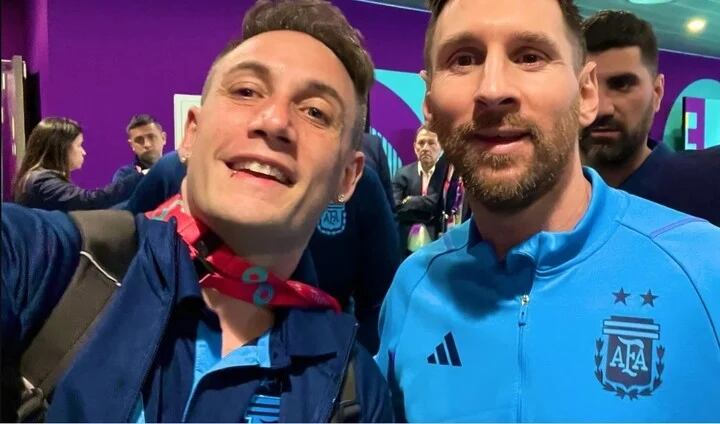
[17,210,137,421]
[331,354,361,423]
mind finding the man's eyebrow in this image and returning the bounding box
[508,31,561,54]
[435,30,562,57]
[221,60,271,82]
[436,31,479,55]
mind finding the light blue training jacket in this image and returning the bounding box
[377,167,720,422]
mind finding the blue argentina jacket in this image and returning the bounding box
[1,203,392,422]
[377,168,720,422]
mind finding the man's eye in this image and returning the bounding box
[516,53,546,66]
[235,87,256,97]
[306,107,328,122]
[452,53,476,68]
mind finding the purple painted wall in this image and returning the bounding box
[14,0,720,188]
[1,0,27,59]
[651,51,720,141]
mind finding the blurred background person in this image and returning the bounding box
[581,10,720,225]
[362,132,394,211]
[13,117,142,211]
[393,125,444,255]
[113,114,167,181]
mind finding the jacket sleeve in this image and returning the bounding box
[375,146,395,213]
[111,165,134,183]
[353,344,394,423]
[124,151,186,214]
[354,168,401,355]
[392,168,409,209]
[1,204,81,421]
[24,170,143,211]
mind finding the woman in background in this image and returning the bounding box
[13,117,142,211]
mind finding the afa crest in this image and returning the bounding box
[317,203,346,236]
[595,316,665,400]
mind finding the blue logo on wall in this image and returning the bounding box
[317,203,346,235]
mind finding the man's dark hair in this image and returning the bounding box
[201,0,375,150]
[126,114,163,134]
[423,0,587,73]
[583,10,659,74]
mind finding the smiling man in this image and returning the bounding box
[376,0,720,421]
[1,1,392,422]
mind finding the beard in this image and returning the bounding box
[579,103,654,166]
[430,102,580,214]
[138,150,162,166]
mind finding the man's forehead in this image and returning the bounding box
[130,123,160,135]
[218,32,350,82]
[591,47,649,77]
[416,134,437,143]
[433,0,570,55]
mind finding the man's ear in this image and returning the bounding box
[161,131,168,145]
[577,61,599,128]
[180,107,201,155]
[420,70,434,125]
[652,73,665,113]
[337,151,365,203]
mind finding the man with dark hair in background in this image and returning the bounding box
[582,10,720,225]
[377,0,720,421]
[2,0,392,421]
[112,114,167,181]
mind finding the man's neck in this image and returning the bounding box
[420,161,435,174]
[202,288,275,356]
[470,158,591,260]
[180,182,307,355]
[593,138,652,187]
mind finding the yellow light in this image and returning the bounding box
[686,18,707,33]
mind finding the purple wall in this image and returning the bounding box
[650,51,720,141]
[12,0,720,189]
[1,0,27,59]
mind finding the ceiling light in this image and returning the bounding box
[686,18,707,33]
[626,0,673,4]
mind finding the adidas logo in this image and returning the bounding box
[427,331,462,367]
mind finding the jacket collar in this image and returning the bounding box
[464,167,626,273]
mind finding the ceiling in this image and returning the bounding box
[356,0,720,58]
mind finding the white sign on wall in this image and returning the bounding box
[173,94,202,149]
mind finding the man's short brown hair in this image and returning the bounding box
[423,0,587,74]
[201,0,375,150]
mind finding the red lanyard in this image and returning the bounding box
[146,195,341,312]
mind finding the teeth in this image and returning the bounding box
[231,160,289,184]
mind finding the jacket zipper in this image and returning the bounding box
[517,293,530,422]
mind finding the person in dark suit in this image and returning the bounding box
[361,133,394,211]
[392,125,444,254]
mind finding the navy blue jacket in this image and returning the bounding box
[124,154,401,354]
[1,203,392,422]
[16,168,142,211]
[112,156,150,183]
[309,167,401,354]
[124,151,185,214]
[619,141,720,226]
[362,134,394,212]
